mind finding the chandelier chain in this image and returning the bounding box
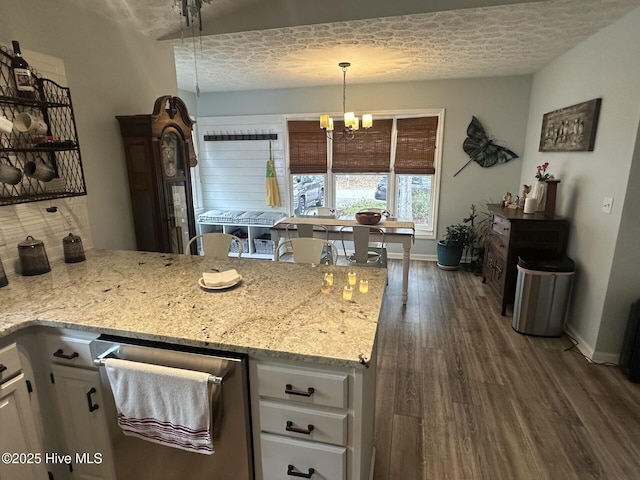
[342,64,348,115]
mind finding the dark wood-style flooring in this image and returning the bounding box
[373,259,640,480]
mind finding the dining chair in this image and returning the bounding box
[285,223,329,240]
[275,238,338,265]
[315,207,337,217]
[285,223,333,264]
[340,225,388,268]
[184,233,244,258]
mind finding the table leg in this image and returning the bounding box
[402,245,410,305]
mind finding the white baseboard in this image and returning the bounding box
[387,252,436,262]
[565,324,620,365]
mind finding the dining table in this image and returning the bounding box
[271,216,415,305]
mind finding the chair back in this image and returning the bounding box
[316,207,336,217]
[285,223,329,240]
[184,233,244,259]
[275,238,337,264]
[341,225,387,267]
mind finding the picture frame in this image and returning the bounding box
[539,98,602,152]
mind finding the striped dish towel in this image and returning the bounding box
[104,358,214,454]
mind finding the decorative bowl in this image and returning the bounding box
[355,210,382,225]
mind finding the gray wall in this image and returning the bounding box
[194,76,532,256]
[0,0,179,251]
[522,7,640,361]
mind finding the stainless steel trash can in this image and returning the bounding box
[512,256,575,336]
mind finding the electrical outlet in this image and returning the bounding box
[602,197,613,214]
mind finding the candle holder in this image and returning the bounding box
[359,279,369,293]
[347,271,357,285]
[343,285,353,300]
[324,272,334,286]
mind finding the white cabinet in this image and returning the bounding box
[196,210,285,258]
[47,332,117,480]
[261,433,346,480]
[197,221,276,258]
[250,357,376,480]
[0,343,48,480]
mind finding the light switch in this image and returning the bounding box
[602,197,613,214]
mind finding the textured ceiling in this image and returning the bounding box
[62,0,640,93]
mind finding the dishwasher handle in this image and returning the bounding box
[92,345,233,385]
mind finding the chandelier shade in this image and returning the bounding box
[320,62,372,140]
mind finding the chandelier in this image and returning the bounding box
[320,62,372,140]
[174,0,213,96]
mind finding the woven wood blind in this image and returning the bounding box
[332,119,393,173]
[394,116,438,174]
[288,121,328,174]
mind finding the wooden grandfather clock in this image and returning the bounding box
[117,96,198,255]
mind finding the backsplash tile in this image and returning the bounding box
[0,197,93,275]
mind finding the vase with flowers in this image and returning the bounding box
[532,162,552,212]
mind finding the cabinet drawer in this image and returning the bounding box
[260,400,348,446]
[261,432,346,480]
[46,334,96,368]
[491,214,511,238]
[0,343,22,381]
[256,364,348,409]
[489,231,509,258]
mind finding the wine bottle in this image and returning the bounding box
[11,40,35,99]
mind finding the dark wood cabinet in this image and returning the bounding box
[117,96,198,255]
[483,204,569,315]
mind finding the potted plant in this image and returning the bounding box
[436,223,472,270]
[462,203,491,274]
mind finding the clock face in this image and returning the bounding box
[161,132,180,177]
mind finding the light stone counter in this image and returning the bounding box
[0,250,386,367]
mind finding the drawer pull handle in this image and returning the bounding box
[0,364,6,374]
[286,421,315,435]
[53,349,79,360]
[285,384,315,397]
[287,465,315,478]
[86,387,99,412]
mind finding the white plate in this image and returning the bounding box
[198,275,242,291]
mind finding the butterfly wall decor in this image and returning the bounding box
[454,116,518,176]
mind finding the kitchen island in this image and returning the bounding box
[0,249,385,367]
[0,250,385,480]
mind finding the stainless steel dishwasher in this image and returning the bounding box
[90,335,254,480]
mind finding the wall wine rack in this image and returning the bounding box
[0,45,87,206]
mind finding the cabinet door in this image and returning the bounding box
[51,364,117,480]
[0,373,48,480]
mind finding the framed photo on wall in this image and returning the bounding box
[539,98,602,152]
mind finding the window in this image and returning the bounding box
[395,175,433,228]
[334,174,386,216]
[291,175,325,214]
[287,113,441,234]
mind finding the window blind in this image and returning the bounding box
[331,119,393,173]
[394,116,438,174]
[288,120,328,174]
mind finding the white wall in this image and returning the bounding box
[0,0,179,251]
[521,7,640,360]
[197,115,286,214]
[195,76,532,257]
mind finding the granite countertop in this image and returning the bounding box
[0,250,386,368]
